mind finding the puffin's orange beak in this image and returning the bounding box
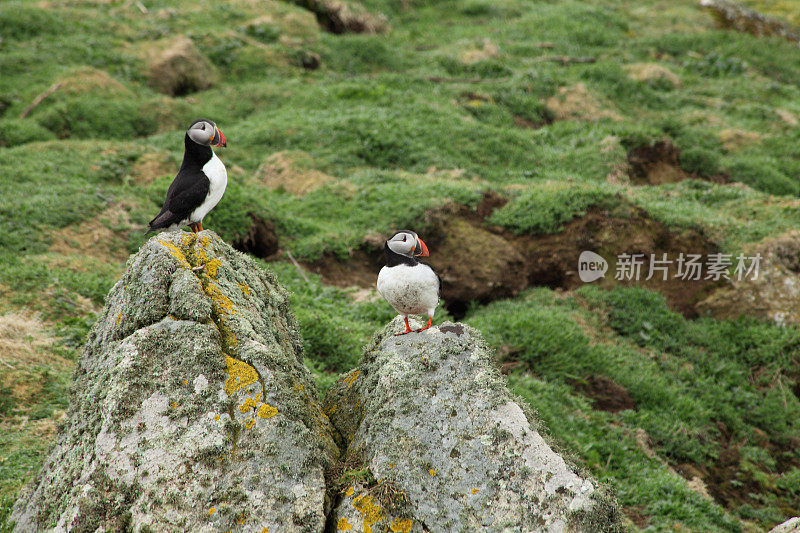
[212,127,226,147]
[414,237,429,257]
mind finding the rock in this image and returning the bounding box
[696,231,800,325]
[11,231,338,532]
[770,517,800,533]
[323,317,621,532]
[142,36,218,96]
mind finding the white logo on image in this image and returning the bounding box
[578,251,608,283]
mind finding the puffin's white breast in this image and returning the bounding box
[377,263,439,316]
[190,151,227,223]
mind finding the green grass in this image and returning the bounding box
[3,0,800,529]
[467,287,800,529]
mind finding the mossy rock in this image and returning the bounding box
[323,317,622,531]
[11,231,338,532]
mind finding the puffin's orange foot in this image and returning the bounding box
[415,316,432,333]
[197,222,204,232]
[189,223,199,233]
[395,317,413,336]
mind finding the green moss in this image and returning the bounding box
[489,183,619,234]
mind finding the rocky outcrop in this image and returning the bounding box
[12,232,620,532]
[770,517,800,533]
[11,231,338,532]
[323,318,620,532]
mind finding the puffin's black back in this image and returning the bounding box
[146,133,212,233]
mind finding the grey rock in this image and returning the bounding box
[11,231,338,532]
[323,317,621,532]
[770,517,800,533]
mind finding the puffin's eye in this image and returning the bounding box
[402,235,407,242]
[200,124,206,130]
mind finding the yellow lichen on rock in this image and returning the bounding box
[158,240,192,269]
[239,397,258,413]
[352,494,383,533]
[346,486,355,497]
[337,517,353,531]
[206,283,236,317]
[389,518,413,533]
[257,404,278,419]
[204,258,222,279]
[224,355,260,396]
[343,370,360,386]
[238,282,252,297]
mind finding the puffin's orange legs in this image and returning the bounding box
[415,316,432,333]
[189,223,198,233]
[197,222,204,232]
[395,317,413,336]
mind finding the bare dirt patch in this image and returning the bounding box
[514,205,722,316]
[305,248,382,289]
[569,375,635,413]
[140,36,218,96]
[627,140,688,185]
[289,0,387,34]
[697,230,800,325]
[231,214,280,259]
[626,139,728,185]
[302,193,721,318]
[674,422,800,518]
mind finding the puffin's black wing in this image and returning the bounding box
[147,168,210,233]
[419,260,442,297]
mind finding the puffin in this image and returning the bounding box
[146,119,227,234]
[377,230,440,335]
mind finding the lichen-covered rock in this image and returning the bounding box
[11,231,338,532]
[769,517,800,533]
[323,318,621,532]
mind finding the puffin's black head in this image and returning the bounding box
[186,119,226,148]
[386,230,429,258]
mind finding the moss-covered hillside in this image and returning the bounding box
[1,0,799,530]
